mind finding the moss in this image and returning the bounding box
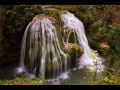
[0,77,47,85]
[68,32,79,44]
[51,5,79,11]
[42,10,65,49]
[49,10,64,48]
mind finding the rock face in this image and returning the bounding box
[64,43,83,68]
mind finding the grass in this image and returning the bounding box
[0,77,47,85]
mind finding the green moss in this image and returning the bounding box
[0,77,47,85]
[68,32,79,44]
[51,5,61,9]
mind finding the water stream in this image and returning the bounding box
[17,15,68,80]
[60,11,104,72]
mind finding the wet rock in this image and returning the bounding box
[64,43,83,68]
[64,43,83,56]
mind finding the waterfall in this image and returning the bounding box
[17,10,104,82]
[60,11,104,72]
[17,15,68,79]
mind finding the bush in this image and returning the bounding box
[4,5,39,39]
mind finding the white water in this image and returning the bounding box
[17,11,104,82]
[60,11,104,72]
[17,15,67,79]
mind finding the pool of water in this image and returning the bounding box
[0,62,91,85]
[0,62,19,80]
[47,68,91,85]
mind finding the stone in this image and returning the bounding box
[64,43,83,68]
[64,43,83,55]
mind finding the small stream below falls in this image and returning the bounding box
[0,62,19,80]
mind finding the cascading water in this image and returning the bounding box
[60,11,104,72]
[17,15,68,80]
[16,10,104,84]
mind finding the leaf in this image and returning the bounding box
[108,80,113,83]
[104,77,109,82]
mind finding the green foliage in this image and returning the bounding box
[104,76,109,82]
[0,5,40,66]
[0,77,47,85]
[107,25,120,53]
[90,19,107,33]
[104,73,120,85]
[94,5,105,10]
[4,5,39,35]
[68,32,79,44]
[51,5,61,9]
[75,6,97,30]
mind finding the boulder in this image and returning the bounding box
[64,43,83,68]
[64,43,83,56]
